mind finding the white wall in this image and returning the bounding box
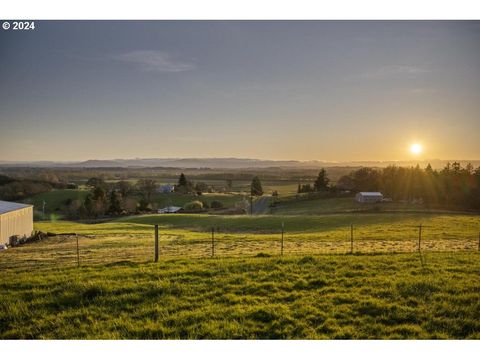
[0,207,33,245]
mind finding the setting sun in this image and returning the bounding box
[410,143,423,155]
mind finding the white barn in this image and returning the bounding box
[158,206,182,214]
[355,192,384,203]
[0,200,34,245]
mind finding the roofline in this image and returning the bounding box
[0,203,33,216]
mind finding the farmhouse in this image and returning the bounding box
[355,192,384,203]
[0,200,33,245]
[157,184,175,193]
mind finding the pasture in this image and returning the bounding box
[0,212,478,269]
[1,252,479,339]
[270,196,430,215]
[25,189,89,215]
[1,210,479,339]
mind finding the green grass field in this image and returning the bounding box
[0,212,477,270]
[1,252,479,339]
[270,196,434,215]
[151,192,245,209]
[24,189,89,214]
[1,203,479,339]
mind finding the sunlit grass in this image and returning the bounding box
[1,212,478,339]
[1,252,479,339]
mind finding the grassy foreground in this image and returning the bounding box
[1,252,479,339]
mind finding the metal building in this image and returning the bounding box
[355,192,384,203]
[0,200,34,245]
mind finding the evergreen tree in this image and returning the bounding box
[314,168,329,191]
[178,173,187,187]
[175,173,194,194]
[250,176,263,196]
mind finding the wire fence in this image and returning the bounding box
[1,223,479,271]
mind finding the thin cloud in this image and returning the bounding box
[113,50,195,73]
[362,65,432,79]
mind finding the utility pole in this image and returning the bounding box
[250,193,253,215]
[42,200,46,220]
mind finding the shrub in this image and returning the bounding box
[183,200,204,211]
[210,200,224,209]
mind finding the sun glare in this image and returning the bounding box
[410,143,423,155]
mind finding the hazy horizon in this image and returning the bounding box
[1,156,480,170]
[1,21,479,162]
[2,156,480,163]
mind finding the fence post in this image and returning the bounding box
[350,224,354,254]
[211,227,215,257]
[154,224,159,263]
[281,222,284,256]
[478,232,480,252]
[418,224,422,252]
[76,233,80,267]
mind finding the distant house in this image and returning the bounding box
[0,200,33,245]
[157,184,175,193]
[158,206,182,214]
[355,192,384,203]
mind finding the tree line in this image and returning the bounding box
[0,175,77,201]
[63,173,230,219]
[295,164,480,210]
[336,163,480,210]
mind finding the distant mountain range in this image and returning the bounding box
[1,158,479,169]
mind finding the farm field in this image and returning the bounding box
[270,196,436,215]
[25,189,90,215]
[1,208,479,339]
[0,212,478,270]
[1,252,479,339]
[100,178,300,196]
[150,192,245,209]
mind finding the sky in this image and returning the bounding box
[0,21,479,162]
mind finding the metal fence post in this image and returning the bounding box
[76,233,80,267]
[281,222,284,256]
[154,224,159,263]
